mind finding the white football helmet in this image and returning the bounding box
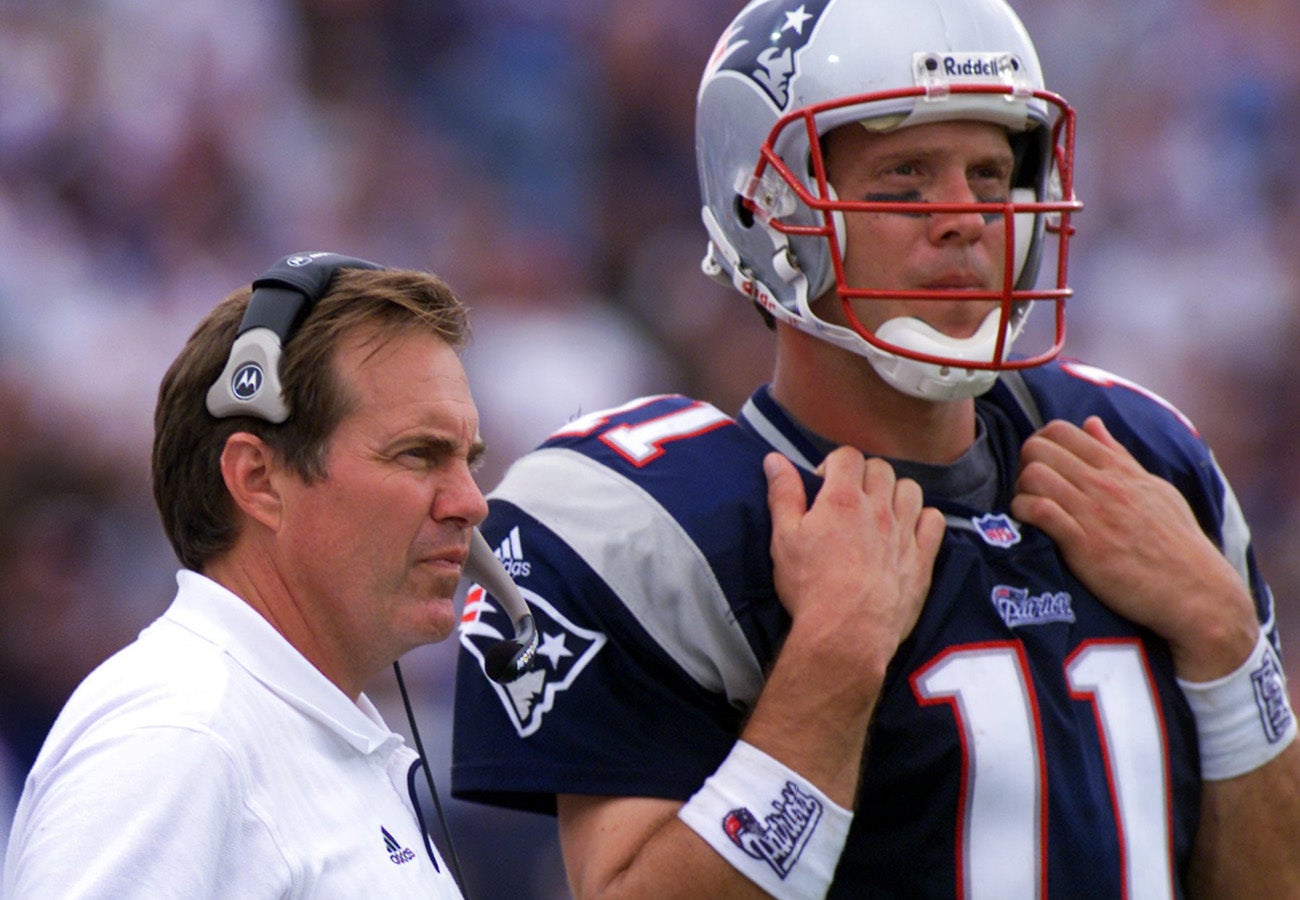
[697,0,1082,400]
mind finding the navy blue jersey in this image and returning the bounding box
[452,360,1278,898]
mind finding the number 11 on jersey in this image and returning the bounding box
[912,639,1176,899]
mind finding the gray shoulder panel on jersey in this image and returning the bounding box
[1215,456,1252,582]
[491,447,765,710]
[1212,454,1277,635]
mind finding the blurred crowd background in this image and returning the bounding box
[1,1,1298,897]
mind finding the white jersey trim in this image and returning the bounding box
[740,396,817,472]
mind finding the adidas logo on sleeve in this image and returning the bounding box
[495,527,530,578]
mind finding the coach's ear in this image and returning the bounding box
[219,432,283,531]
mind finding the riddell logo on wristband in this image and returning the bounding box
[722,781,823,878]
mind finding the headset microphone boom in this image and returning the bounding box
[464,528,539,684]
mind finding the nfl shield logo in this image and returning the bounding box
[972,513,1022,548]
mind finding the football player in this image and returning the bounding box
[452,0,1300,896]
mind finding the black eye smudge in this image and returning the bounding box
[979,194,1009,223]
[860,192,1012,223]
[864,191,926,218]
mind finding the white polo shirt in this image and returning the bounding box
[3,570,463,898]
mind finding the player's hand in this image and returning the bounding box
[1010,416,1257,679]
[765,448,945,680]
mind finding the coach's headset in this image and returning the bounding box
[205,251,538,684]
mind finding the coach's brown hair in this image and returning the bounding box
[151,267,470,571]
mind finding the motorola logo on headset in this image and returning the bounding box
[230,362,265,401]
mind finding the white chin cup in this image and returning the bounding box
[868,308,1022,401]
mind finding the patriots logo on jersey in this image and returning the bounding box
[991,584,1076,629]
[703,0,832,110]
[459,530,606,737]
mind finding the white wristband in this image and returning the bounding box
[1177,629,1297,780]
[678,740,852,900]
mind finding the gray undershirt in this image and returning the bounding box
[782,406,1000,511]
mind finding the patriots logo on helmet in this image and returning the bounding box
[460,548,606,738]
[704,0,832,110]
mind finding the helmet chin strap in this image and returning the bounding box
[866,306,1028,401]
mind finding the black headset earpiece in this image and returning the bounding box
[205,251,384,422]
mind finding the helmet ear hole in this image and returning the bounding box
[733,195,756,229]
